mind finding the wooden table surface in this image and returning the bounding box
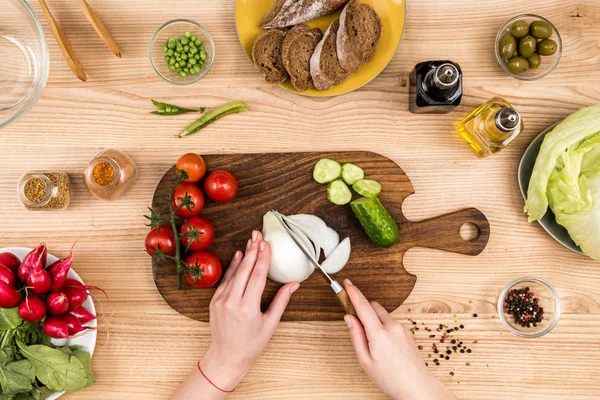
[2,0,600,398]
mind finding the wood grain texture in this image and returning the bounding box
[152,152,489,322]
[1,0,600,398]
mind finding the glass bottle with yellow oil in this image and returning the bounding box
[456,97,523,158]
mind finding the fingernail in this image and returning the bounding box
[344,315,353,329]
[259,241,266,252]
[344,279,353,286]
[246,239,252,250]
[233,251,241,261]
[252,231,259,241]
[290,283,300,294]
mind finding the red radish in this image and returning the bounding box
[63,314,94,336]
[0,281,21,308]
[18,296,46,322]
[46,292,69,315]
[69,305,96,324]
[63,279,107,297]
[63,286,87,311]
[0,253,20,272]
[18,244,47,282]
[42,316,69,339]
[0,265,16,287]
[27,267,51,295]
[47,253,73,292]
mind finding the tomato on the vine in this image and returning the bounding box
[145,226,176,256]
[204,171,238,203]
[176,153,207,183]
[180,216,215,251]
[172,183,205,218]
[184,252,222,289]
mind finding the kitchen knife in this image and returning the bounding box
[272,212,357,317]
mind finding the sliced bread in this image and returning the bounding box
[310,19,350,91]
[337,0,382,73]
[252,30,288,84]
[260,0,349,29]
[282,24,323,91]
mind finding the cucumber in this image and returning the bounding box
[341,163,364,185]
[352,179,382,198]
[313,158,342,184]
[350,197,399,248]
[327,179,352,205]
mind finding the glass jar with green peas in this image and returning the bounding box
[161,31,209,78]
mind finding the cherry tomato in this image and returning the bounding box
[172,183,205,218]
[184,252,222,289]
[145,226,176,256]
[180,216,215,251]
[176,153,207,183]
[204,171,238,203]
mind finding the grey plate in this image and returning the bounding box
[518,123,586,257]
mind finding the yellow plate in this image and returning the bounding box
[235,0,406,97]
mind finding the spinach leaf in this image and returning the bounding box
[14,392,36,400]
[6,360,35,383]
[0,364,33,394]
[35,386,54,400]
[72,350,95,388]
[16,342,87,392]
[0,309,22,331]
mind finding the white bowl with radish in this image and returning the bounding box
[1,247,97,400]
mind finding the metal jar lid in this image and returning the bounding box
[495,108,521,132]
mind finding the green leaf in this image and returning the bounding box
[72,350,95,388]
[31,386,54,400]
[0,364,33,395]
[6,360,34,383]
[0,309,22,331]
[16,342,87,392]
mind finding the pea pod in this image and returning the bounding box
[150,100,205,116]
[180,101,248,138]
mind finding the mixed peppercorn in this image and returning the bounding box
[504,287,544,328]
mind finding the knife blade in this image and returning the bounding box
[272,212,357,317]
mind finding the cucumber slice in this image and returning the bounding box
[313,158,342,184]
[352,179,382,198]
[341,163,364,185]
[327,179,352,205]
[350,197,399,248]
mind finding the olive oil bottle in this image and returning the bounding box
[409,61,462,114]
[456,97,523,158]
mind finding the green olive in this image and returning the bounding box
[530,21,553,39]
[537,39,558,56]
[499,35,517,60]
[510,20,530,38]
[508,56,530,74]
[519,35,537,58]
[528,53,542,69]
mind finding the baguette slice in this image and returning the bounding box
[260,0,349,29]
[337,0,382,73]
[282,24,323,91]
[310,19,350,91]
[252,30,288,84]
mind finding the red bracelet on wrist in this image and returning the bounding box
[197,362,235,393]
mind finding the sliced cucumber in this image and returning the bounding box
[313,158,342,184]
[352,179,382,198]
[327,179,352,205]
[341,163,365,185]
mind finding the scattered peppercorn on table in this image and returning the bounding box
[2,0,600,399]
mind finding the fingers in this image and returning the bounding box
[230,231,263,297]
[264,281,300,329]
[344,314,372,366]
[370,301,395,326]
[213,250,243,299]
[343,280,382,339]
[243,241,271,303]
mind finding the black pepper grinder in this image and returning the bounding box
[409,61,463,114]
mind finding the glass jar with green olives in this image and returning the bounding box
[495,15,562,80]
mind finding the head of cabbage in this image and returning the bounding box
[525,104,600,261]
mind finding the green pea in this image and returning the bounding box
[179,71,187,78]
[190,47,198,55]
[510,21,529,38]
[184,32,191,38]
[200,51,207,61]
[181,37,189,45]
[195,53,200,60]
[174,51,180,57]
[183,45,190,52]
[176,45,183,53]
[167,41,176,49]
[530,21,553,39]
[508,56,529,74]
[165,106,172,112]
[189,57,197,65]
[164,55,170,62]
[169,58,176,65]
[179,61,186,67]
[194,39,202,47]
[527,53,542,69]
[519,35,537,58]
[184,67,189,73]
[499,35,517,60]
[537,39,557,56]
[167,49,174,56]
[181,53,188,60]
[194,64,201,72]
[169,65,176,71]
[162,44,168,52]
[191,35,197,42]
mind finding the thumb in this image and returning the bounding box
[344,314,372,367]
[265,282,300,328]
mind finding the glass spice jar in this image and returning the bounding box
[84,149,138,201]
[18,171,71,210]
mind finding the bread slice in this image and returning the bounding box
[260,0,349,29]
[282,24,323,91]
[337,0,382,73]
[252,30,288,84]
[310,19,350,91]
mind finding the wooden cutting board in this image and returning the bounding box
[151,152,490,321]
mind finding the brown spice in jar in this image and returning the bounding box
[23,178,47,203]
[22,173,70,210]
[92,161,116,186]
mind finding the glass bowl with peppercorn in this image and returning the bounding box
[497,277,561,338]
[495,14,562,81]
[149,19,215,86]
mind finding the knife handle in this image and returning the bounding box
[336,288,357,317]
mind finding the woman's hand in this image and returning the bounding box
[171,231,300,399]
[343,280,456,400]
